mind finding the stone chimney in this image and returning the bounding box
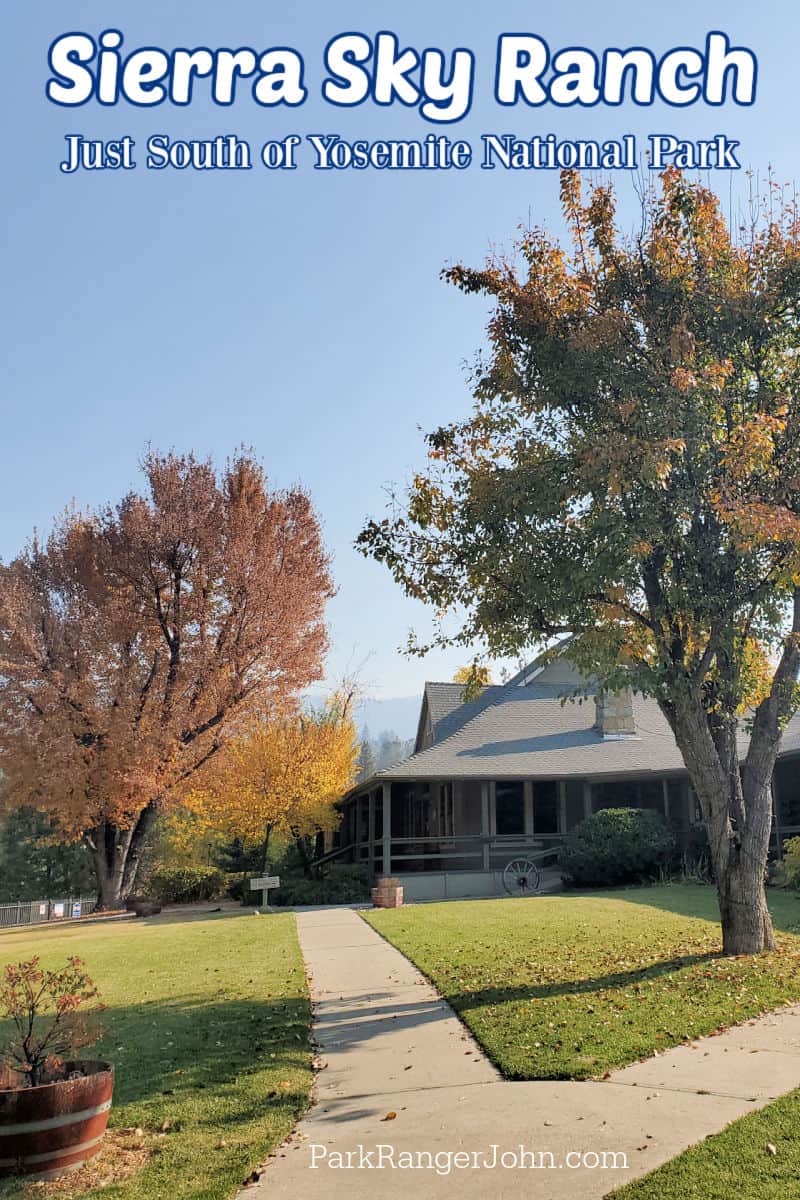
[594,689,637,739]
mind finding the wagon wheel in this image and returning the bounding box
[503,858,541,896]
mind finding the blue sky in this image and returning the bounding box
[2,0,798,701]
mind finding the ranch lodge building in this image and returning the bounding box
[335,649,800,901]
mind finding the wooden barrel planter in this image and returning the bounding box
[0,1061,114,1180]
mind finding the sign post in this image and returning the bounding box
[250,875,280,911]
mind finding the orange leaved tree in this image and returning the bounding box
[0,450,333,908]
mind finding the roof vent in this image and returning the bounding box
[594,689,637,739]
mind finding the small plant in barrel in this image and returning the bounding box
[0,956,103,1087]
[0,956,113,1179]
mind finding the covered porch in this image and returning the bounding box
[336,774,695,899]
[773,753,800,850]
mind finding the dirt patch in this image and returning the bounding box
[18,1130,152,1196]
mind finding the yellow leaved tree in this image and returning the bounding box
[453,664,494,700]
[186,694,359,873]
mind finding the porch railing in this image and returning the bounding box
[318,832,563,875]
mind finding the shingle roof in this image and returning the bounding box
[780,717,800,757]
[423,682,507,745]
[371,682,800,784]
[423,682,465,729]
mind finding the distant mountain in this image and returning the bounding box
[355,695,420,741]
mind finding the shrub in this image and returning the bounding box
[147,865,226,904]
[774,836,800,889]
[1,957,103,1087]
[225,873,250,904]
[559,808,674,887]
[269,864,371,907]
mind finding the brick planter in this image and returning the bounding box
[371,878,404,908]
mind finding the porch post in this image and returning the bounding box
[662,779,670,822]
[583,780,592,819]
[480,782,490,870]
[558,781,567,834]
[381,782,391,877]
[524,781,534,835]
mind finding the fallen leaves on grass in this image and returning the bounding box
[365,887,800,1081]
[18,1131,152,1197]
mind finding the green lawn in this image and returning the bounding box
[608,1088,800,1199]
[365,884,800,1080]
[0,911,312,1200]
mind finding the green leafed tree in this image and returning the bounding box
[0,809,95,903]
[357,728,377,783]
[359,169,800,955]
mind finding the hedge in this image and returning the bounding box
[559,807,674,887]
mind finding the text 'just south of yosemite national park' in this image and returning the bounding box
[59,133,743,174]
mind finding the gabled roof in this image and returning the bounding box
[416,681,507,751]
[414,641,578,753]
[379,683,688,782]
[360,665,800,789]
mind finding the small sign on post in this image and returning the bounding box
[250,875,280,910]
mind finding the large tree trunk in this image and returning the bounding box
[717,849,775,954]
[669,681,777,955]
[120,802,159,898]
[90,824,128,910]
[88,803,159,910]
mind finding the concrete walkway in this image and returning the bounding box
[241,908,800,1199]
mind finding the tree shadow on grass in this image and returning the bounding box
[0,991,317,1200]
[0,991,311,1133]
[441,950,719,1014]
[125,907,255,929]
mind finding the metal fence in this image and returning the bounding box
[0,896,97,929]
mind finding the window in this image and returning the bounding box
[565,780,586,830]
[358,794,370,842]
[412,784,432,838]
[437,782,454,837]
[776,760,800,829]
[667,778,688,829]
[390,783,414,838]
[639,779,665,814]
[534,781,559,834]
[593,780,639,811]
[342,802,354,846]
[495,782,525,835]
[454,780,482,834]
